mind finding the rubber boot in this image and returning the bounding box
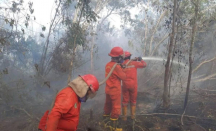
[110,118,123,131]
[122,106,127,121]
[131,105,136,120]
[103,114,110,128]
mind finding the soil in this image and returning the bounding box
[77,91,216,131]
[1,91,216,131]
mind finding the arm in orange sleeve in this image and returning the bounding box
[134,60,147,68]
[38,110,49,130]
[115,65,126,80]
[45,92,74,131]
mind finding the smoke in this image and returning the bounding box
[1,1,216,130]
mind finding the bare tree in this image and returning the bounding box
[143,0,149,56]
[149,10,168,55]
[163,0,177,109]
[67,3,84,84]
[183,0,199,110]
[39,1,62,75]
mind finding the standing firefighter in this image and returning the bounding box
[38,74,99,131]
[103,47,126,131]
[122,51,147,121]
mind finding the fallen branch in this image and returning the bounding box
[135,125,146,131]
[138,113,216,121]
[192,90,216,98]
[151,34,169,56]
[192,89,216,92]
[194,123,207,131]
[192,57,216,73]
[191,74,205,79]
[193,73,216,82]
[149,10,168,54]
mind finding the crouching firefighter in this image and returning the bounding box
[103,47,127,131]
[122,51,147,121]
[38,74,99,131]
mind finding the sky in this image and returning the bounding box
[31,0,54,28]
[1,0,54,36]
[1,0,146,32]
[0,0,156,52]
[28,0,155,53]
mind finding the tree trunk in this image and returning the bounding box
[163,0,177,109]
[149,10,167,55]
[39,1,61,75]
[67,47,77,83]
[67,60,73,84]
[168,32,178,97]
[183,0,198,110]
[143,1,149,56]
[67,2,84,84]
[90,35,95,73]
[151,34,169,56]
[73,6,80,23]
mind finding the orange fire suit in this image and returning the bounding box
[38,87,81,131]
[122,59,146,106]
[104,61,126,119]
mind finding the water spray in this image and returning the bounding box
[142,57,188,68]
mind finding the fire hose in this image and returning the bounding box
[99,63,118,85]
[99,58,135,85]
[49,58,140,111]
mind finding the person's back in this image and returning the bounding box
[121,52,147,121]
[122,59,146,88]
[46,87,81,131]
[103,47,126,131]
[105,61,126,96]
[38,74,100,131]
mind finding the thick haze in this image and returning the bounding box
[1,0,216,130]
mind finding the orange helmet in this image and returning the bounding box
[108,47,124,57]
[124,51,131,57]
[80,74,99,93]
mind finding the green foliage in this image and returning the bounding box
[42,26,46,31]
[21,28,25,34]
[28,2,34,14]
[0,29,11,46]
[51,26,85,73]
[63,0,73,8]
[40,33,45,38]
[128,40,134,49]
[9,19,15,27]
[0,31,42,68]
[66,23,86,49]
[75,0,99,23]
[0,0,36,37]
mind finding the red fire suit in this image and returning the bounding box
[38,87,81,131]
[122,59,146,106]
[104,61,126,119]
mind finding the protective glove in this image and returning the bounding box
[138,57,142,61]
[133,57,142,61]
[120,64,126,69]
[38,110,49,131]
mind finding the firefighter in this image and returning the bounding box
[103,47,126,131]
[122,51,147,121]
[38,74,99,131]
